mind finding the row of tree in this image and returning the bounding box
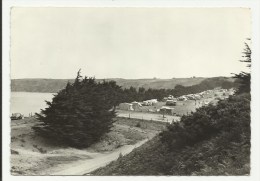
[116,77,236,103]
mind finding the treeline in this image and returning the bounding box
[119,77,236,103]
[11,77,206,93]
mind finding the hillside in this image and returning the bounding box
[11,79,73,93]
[109,77,206,89]
[11,77,234,93]
[92,93,250,176]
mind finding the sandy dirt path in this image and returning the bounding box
[50,139,148,175]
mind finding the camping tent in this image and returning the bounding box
[160,106,175,115]
[166,100,177,106]
[177,96,187,101]
[142,99,157,106]
[131,101,143,111]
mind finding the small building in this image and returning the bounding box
[118,103,134,111]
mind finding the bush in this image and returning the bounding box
[135,122,141,128]
[160,93,250,150]
[33,70,122,148]
[159,93,250,175]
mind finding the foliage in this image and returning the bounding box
[160,93,250,149]
[33,70,122,148]
[120,77,236,103]
[160,93,250,175]
[233,41,251,94]
[92,93,251,175]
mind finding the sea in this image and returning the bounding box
[11,92,54,117]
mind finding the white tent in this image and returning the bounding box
[131,101,143,111]
[160,106,175,115]
[166,100,177,106]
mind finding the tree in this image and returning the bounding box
[33,70,121,148]
[233,40,251,94]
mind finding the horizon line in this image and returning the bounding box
[11,75,233,80]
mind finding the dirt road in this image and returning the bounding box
[51,139,148,175]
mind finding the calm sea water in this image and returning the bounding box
[11,92,55,117]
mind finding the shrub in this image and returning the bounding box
[160,93,250,150]
[136,122,141,128]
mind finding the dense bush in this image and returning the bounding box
[159,93,250,175]
[160,93,250,150]
[33,71,122,148]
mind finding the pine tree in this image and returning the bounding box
[233,40,251,94]
[33,70,122,148]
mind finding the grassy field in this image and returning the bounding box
[114,117,167,131]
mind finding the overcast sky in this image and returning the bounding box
[11,8,251,79]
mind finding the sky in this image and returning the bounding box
[11,8,251,79]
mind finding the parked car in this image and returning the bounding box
[11,113,24,120]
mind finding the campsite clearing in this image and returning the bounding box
[117,88,229,117]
